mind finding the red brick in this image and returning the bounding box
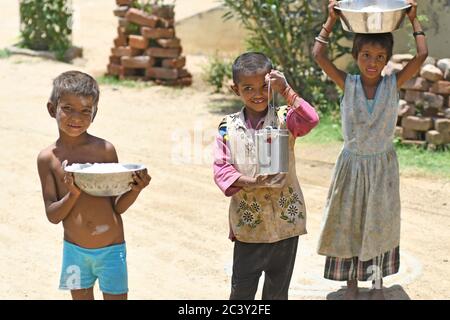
[109,56,121,65]
[430,81,450,95]
[118,18,129,28]
[178,69,191,78]
[117,26,128,37]
[422,106,439,117]
[141,27,175,39]
[116,0,132,5]
[111,46,143,57]
[119,75,146,81]
[114,36,127,47]
[125,8,158,28]
[398,101,415,117]
[401,140,426,147]
[401,116,433,131]
[128,35,149,49]
[400,77,430,91]
[146,67,180,80]
[162,56,186,69]
[401,128,419,140]
[146,47,182,58]
[107,64,135,77]
[157,18,175,28]
[121,56,154,69]
[404,90,424,103]
[151,6,175,19]
[423,92,444,109]
[114,6,129,18]
[426,130,445,145]
[157,38,181,48]
[155,76,193,87]
[434,119,450,133]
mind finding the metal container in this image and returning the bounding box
[335,0,411,34]
[256,127,289,175]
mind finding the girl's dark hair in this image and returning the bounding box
[232,52,273,84]
[352,33,394,60]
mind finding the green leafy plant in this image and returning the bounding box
[222,0,352,115]
[0,48,11,59]
[131,0,176,13]
[19,0,73,61]
[203,55,233,93]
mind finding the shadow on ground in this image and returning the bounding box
[326,285,411,300]
[207,96,242,115]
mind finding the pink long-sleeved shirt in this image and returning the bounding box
[213,87,320,197]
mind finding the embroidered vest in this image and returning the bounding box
[225,106,307,243]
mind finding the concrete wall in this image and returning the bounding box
[176,6,247,56]
[176,1,450,59]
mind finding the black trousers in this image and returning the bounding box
[230,236,299,300]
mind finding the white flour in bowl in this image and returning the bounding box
[66,163,132,174]
[361,5,384,12]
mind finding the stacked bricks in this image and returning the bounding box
[107,0,192,86]
[384,55,450,149]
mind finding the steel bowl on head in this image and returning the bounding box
[64,163,146,197]
[335,0,411,34]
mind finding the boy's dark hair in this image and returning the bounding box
[352,33,394,61]
[49,71,100,115]
[232,52,273,84]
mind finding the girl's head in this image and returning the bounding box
[352,33,394,79]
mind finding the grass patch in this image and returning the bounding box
[300,115,343,144]
[96,75,153,89]
[299,115,450,178]
[0,48,11,59]
[395,143,450,178]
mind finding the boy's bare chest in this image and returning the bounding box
[50,146,111,198]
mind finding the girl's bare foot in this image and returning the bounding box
[343,279,359,300]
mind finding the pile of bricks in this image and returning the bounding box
[384,54,450,149]
[107,0,192,86]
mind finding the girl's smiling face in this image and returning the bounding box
[356,42,389,80]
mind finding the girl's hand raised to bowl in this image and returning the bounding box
[328,0,339,21]
[406,0,417,22]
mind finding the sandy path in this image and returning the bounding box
[0,0,449,300]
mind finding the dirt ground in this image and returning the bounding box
[0,0,449,300]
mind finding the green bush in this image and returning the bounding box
[19,0,73,60]
[203,55,233,93]
[222,0,352,115]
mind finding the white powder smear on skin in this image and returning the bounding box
[92,225,110,236]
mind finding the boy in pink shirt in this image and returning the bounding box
[213,52,319,299]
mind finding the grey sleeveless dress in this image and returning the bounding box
[318,74,401,262]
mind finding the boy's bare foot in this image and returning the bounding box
[371,289,386,300]
[343,279,359,300]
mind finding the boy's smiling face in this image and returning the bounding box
[357,42,389,80]
[49,93,95,137]
[232,71,270,114]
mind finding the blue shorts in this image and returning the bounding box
[59,240,128,295]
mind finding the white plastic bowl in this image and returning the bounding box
[64,163,146,197]
[335,0,411,33]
